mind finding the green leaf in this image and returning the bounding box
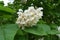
[0,6,16,14]
[48,30,60,35]
[24,24,51,36]
[48,24,60,35]
[49,24,57,30]
[0,24,19,40]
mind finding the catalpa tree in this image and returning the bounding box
[0,0,60,40]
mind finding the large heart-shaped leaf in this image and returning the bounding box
[24,24,51,36]
[0,24,18,40]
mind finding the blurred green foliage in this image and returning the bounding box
[0,0,60,40]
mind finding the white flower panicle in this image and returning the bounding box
[3,0,14,6]
[16,6,43,29]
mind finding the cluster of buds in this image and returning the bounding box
[16,6,43,29]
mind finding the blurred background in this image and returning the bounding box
[0,0,60,40]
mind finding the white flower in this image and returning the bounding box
[57,26,60,37]
[9,0,14,4]
[37,7,43,10]
[58,26,60,31]
[16,6,43,29]
[3,0,9,6]
[36,7,43,17]
[19,9,23,12]
[3,0,14,6]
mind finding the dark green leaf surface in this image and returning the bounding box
[0,24,18,40]
[24,24,51,36]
